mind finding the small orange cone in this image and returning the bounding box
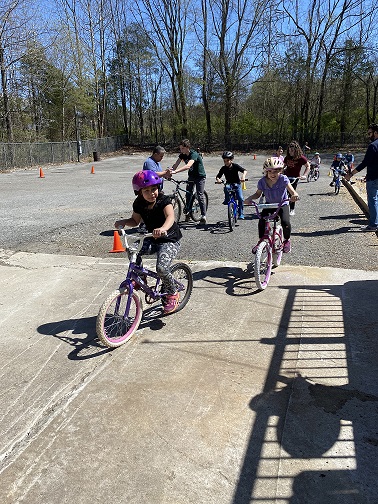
[109,230,126,253]
[91,165,95,174]
[39,167,45,178]
[253,154,256,160]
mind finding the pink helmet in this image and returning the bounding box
[132,170,162,194]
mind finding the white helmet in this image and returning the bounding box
[263,157,284,171]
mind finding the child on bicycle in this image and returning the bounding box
[329,153,347,186]
[244,157,299,253]
[216,151,247,219]
[114,170,182,314]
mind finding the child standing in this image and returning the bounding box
[215,151,247,219]
[114,170,182,314]
[245,157,299,253]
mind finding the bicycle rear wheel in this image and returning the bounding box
[228,202,236,231]
[171,262,193,311]
[96,288,143,348]
[254,241,272,290]
[273,226,283,267]
[190,190,209,221]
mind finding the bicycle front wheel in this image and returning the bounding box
[273,226,283,267]
[335,182,340,195]
[190,190,209,221]
[171,262,193,311]
[254,241,272,290]
[172,196,182,222]
[228,202,236,231]
[96,288,143,348]
[314,170,319,181]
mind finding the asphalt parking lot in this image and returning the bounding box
[1,153,378,503]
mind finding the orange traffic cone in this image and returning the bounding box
[39,167,45,178]
[109,230,125,253]
[253,154,256,160]
[91,165,95,174]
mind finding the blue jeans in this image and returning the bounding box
[366,179,378,227]
[224,183,244,216]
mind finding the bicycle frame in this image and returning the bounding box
[216,180,240,231]
[247,199,289,290]
[166,178,208,222]
[252,201,286,252]
[167,178,197,213]
[118,230,183,303]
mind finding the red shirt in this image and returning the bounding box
[284,155,308,177]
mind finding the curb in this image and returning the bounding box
[342,179,369,217]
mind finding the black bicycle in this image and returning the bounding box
[166,178,209,222]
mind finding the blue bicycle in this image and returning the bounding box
[216,179,247,231]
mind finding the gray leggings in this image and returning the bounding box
[138,240,181,295]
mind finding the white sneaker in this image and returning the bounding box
[200,215,207,224]
[289,209,295,216]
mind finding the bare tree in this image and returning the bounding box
[134,0,190,138]
[0,0,34,142]
[207,0,267,146]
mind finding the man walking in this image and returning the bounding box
[345,123,378,231]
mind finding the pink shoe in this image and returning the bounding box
[283,239,291,253]
[163,292,180,314]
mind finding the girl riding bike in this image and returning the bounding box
[245,157,299,253]
[114,170,182,314]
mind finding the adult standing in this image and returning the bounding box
[170,139,207,224]
[344,150,355,175]
[143,146,170,181]
[283,140,310,215]
[345,123,378,231]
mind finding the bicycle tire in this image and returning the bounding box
[96,288,143,348]
[170,262,193,311]
[335,182,340,195]
[172,195,182,222]
[272,226,283,267]
[228,202,236,231]
[314,171,319,181]
[254,241,272,290]
[307,172,312,183]
[190,190,209,221]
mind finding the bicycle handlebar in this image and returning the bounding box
[116,227,166,254]
[246,198,292,220]
[215,179,248,184]
[167,177,193,185]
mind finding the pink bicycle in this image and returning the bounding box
[248,199,290,290]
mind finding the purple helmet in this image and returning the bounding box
[132,170,162,194]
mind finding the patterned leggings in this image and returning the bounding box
[138,239,181,295]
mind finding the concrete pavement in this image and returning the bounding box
[1,249,377,503]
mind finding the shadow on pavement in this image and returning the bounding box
[232,279,378,503]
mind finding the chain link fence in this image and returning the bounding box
[0,135,128,171]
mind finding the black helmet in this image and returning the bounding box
[222,151,234,159]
